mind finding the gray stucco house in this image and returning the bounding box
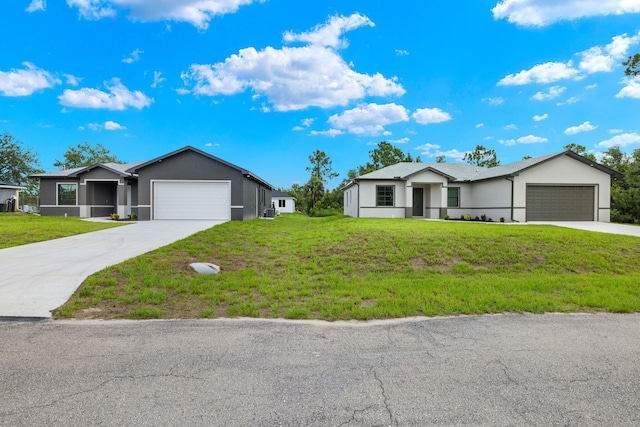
[344,150,619,222]
[33,146,273,221]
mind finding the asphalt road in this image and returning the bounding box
[1,314,639,426]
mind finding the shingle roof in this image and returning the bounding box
[0,181,26,189]
[354,151,618,183]
[30,162,144,178]
[272,189,295,198]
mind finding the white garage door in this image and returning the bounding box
[153,181,231,220]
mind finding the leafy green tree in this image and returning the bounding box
[0,132,40,185]
[623,53,640,77]
[563,143,597,162]
[463,145,500,168]
[435,155,446,163]
[522,155,532,160]
[601,146,640,224]
[357,141,420,175]
[54,142,121,169]
[304,150,339,210]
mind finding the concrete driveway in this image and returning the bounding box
[0,220,223,319]
[529,221,640,237]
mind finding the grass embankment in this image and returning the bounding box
[56,214,640,320]
[0,213,124,249]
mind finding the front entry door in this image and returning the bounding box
[412,188,424,217]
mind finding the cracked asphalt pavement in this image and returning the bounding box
[1,314,639,426]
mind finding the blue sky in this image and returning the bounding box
[2,0,640,189]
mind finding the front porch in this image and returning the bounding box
[405,183,447,219]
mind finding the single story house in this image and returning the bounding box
[0,181,25,212]
[344,150,619,222]
[33,146,273,221]
[271,190,296,213]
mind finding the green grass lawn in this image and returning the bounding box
[55,214,640,320]
[0,213,125,249]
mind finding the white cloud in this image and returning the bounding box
[482,97,504,105]
[609,129,624,134]
[476,123,485,128]
[415,143,468,161]
[327,103,409,136]
[616,77,640,98]
[26,0,46,12]
[498,32,640,87]
[104,120,126,130]
[58,78,153,110]
[412,107,452,125]
[564,121,597,135]
[181,14,404,111]
[492,0,640,27]
[66,0,263,30]
[596,132,640,148]
[395,49,409,56]
[533,113,549,121]
[122,48,143,64]
[283,13,374,48]
[503,124,518,130]
[579,33,640,73]
[63,74,82,86]
[557,96,580,106]
[151,71,166,88]
[586,84,598,90]
[301,117,315,127]
[389,137,410,144]
[499,134,548,146]
[0,62,60,96]
[531,85,566,101]
[66,0,116,20]
[292,126,304,131]
[498,62,579,86]
[309,129,344,137]
[87,120,126,131]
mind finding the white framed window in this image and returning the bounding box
[57,183,77,206]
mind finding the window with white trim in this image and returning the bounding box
[58,183,77,206]
[278,199,286,208]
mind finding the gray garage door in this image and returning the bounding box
[526,185,595,221]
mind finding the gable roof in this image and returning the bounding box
[30,162,144,179]
[354,151,619,183]
[272,189,295,199]
[125,146,273,188]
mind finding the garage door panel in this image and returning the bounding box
[154,181,230,220]
[526,186,594,221]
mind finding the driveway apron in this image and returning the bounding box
[528,221,640,237]
[0,220,223,319]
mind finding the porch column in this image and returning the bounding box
[440,184,448,219]
[405,183,413,218]
[117,180,127,218]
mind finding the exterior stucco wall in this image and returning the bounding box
[359,180,407,218]
[513,155,611,222]
[241,178,271,220]
[450,179,512,221]
[136,150,245,221]
[39,178,81,217]
[273,197,296,213]
[343,185,359,217]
